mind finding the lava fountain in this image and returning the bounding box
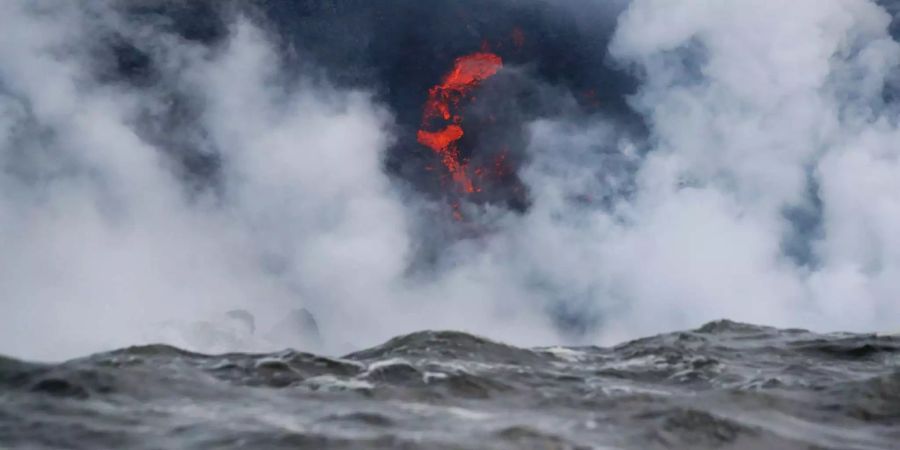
[417,52,503,196]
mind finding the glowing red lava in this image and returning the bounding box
[417,52,503,196]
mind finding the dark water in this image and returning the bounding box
[1,320,898,449]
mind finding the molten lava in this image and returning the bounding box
[417,52,503,196]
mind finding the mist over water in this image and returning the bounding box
[1,0,900,362]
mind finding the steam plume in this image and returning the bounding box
[2,0,900,361]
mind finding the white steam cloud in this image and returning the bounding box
[602,0,900,338]
[1,0,899,361]
[0,1,413,359]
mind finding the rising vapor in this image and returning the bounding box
[1,0,899,362]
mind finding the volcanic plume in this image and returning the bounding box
[417,52,503,197]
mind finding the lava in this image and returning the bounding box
[417,125,464,153]
[417,52,503,197]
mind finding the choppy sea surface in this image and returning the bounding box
[1,320,898,449]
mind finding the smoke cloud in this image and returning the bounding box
[2,0,899,361]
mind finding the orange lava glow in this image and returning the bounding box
[417,125,464,152]
[418,52,503,198]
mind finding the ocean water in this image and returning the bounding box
[1,320,897,449]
